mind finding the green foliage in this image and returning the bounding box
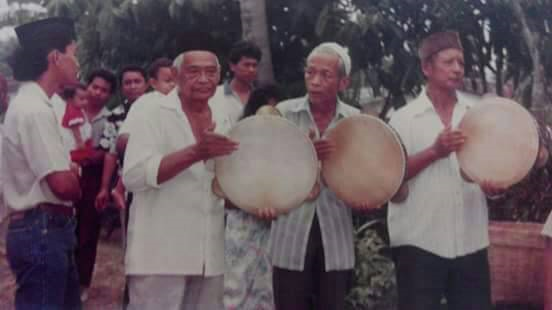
[0,0,49,76]
[41,0,242,80]
[7,0,539,114]
[346,218,397,310]
[2,0,551,110]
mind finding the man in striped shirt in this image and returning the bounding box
[270,42,368,310]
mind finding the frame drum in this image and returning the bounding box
[214,115,318,213]
[457,97,539,187]
[322,114,407,207]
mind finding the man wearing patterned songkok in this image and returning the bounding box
[388,31,506,310]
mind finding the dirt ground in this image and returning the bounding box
[0,223,125,310]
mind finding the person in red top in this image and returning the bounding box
[61,83,93,158]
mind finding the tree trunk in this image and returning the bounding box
[511,0,547,111]
[239,0,275,84]
[495,49,504,96]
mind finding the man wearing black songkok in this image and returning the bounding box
[4,17,83,309]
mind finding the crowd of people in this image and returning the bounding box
[0,16,551,310]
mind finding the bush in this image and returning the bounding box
[346,214,397,310]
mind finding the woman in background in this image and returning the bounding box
[224,84,282,310]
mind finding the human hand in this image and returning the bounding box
[195,123,239,161]
[432,126,466,158]
[349,202,379,211]
[309,128,335,161]
[254,208,279,221]
[95,188,109,211]
[111,188,126,210]
[480,180,507,198]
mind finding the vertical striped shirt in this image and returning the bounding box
[388,90,489,258]
[269,96,358,271]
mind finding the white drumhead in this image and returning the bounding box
[457,97,539,187]
[322,115,406,207]
[215,115,318,213]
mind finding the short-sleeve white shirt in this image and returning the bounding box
[2,82,73,211]
[388,90,489,258]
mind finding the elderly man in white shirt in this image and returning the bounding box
[122,50,238,310]
[388,31,505,310]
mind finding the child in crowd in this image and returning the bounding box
[110,57,176,210]
[61,83,93,164]
[224,83,282,309]
[148,57,176,95]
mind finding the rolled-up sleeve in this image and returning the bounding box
[20,109,71,180]
[122,114,163,192]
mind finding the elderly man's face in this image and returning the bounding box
[178,51,220,102]
[304,53,348,106]
[422,48,465,91]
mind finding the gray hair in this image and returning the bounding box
[173,51,221,74]
[306,42,351,76]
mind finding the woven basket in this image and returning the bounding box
[489,221,545,305]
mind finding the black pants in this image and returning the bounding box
[122,192,133,309]
[272,215,352,310]
[392,246,492,310]
[75,164,103,287]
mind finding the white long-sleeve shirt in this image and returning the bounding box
[122,89,230,275]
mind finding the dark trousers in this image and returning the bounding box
[75,164,103,287]
[392,245,492,310]
[122,192,133,310]
[6,209,81,309]
[272,215,352,310]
